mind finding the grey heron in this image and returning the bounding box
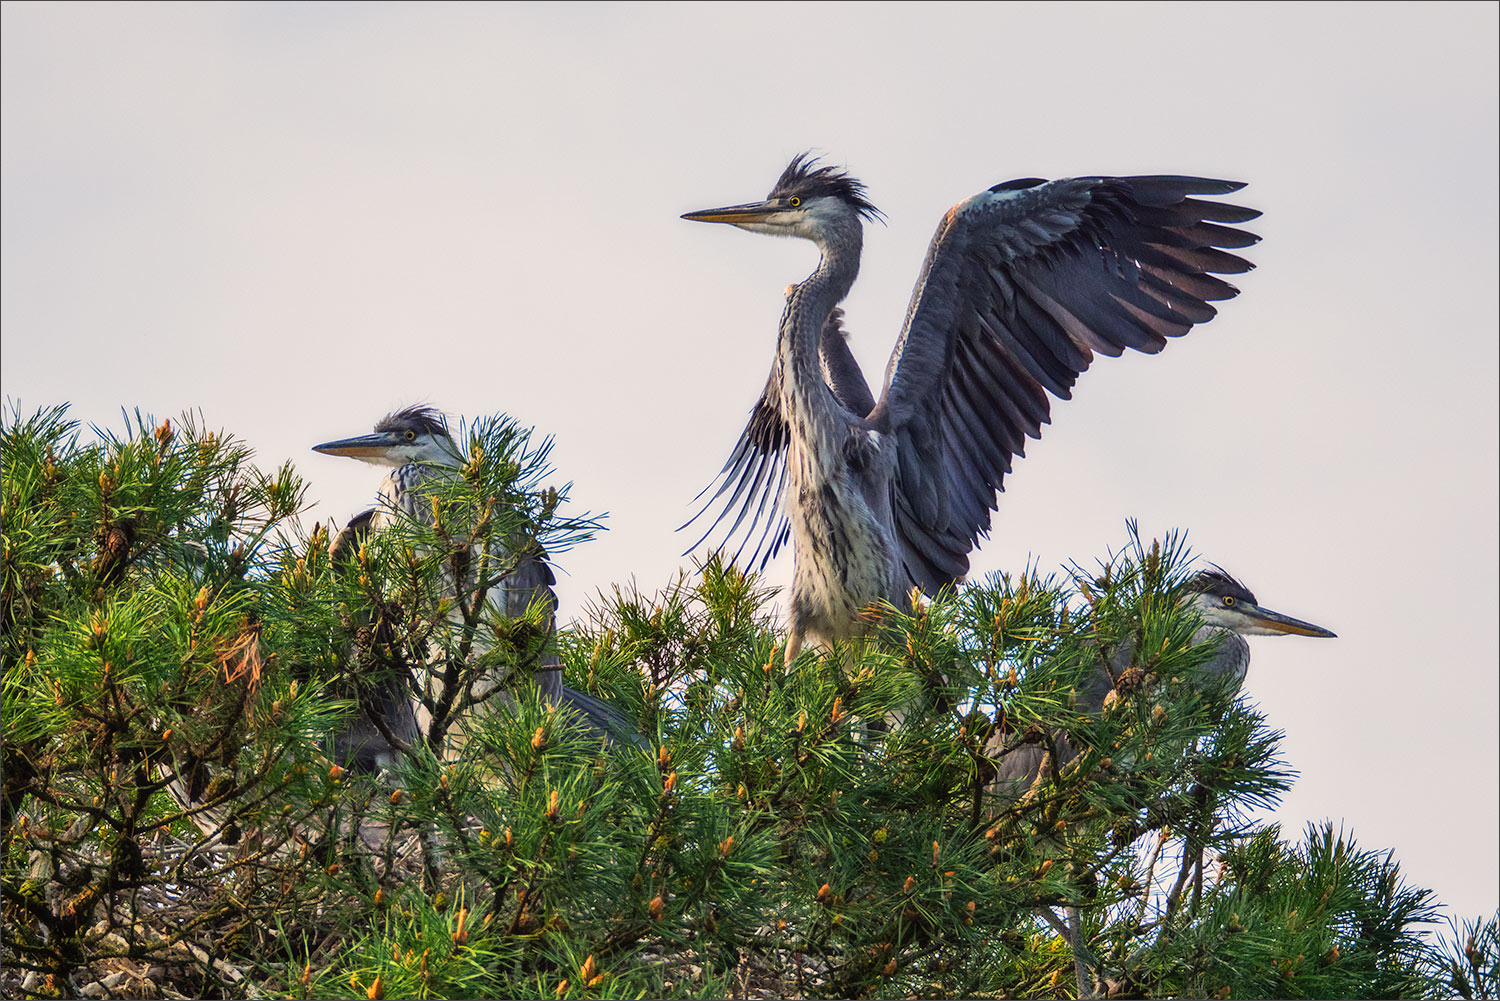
[313,405,640,766]
[1150,567,1336,689]
[682,156,1261,665]
[990,567,1336,797]
[986,567,1335,998]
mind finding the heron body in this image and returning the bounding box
[684,157,1262,664]
[984,569,1333,998]
[990,568,1336,798]
[314,406,638,766]
[375,447,564,721]
[781,278,902,652]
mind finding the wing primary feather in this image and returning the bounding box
[1140,242,1256,275]
[1124,242,1246,287]
[940,432,997,533]
[938,395,1006,499]
[744,461,792,570]
[943,365,1018,478]
[966,317,1053,431]
[680,447,767,553]
[976,302,1078,398]
[679,436,760,532]
[951,339,1033,454]
[1026,266,1168,353]
[716,446,782,550]
[1167,221,1261,250]
[752,518,791,572]
[1136,261,1240,302]
[1111,297,1188,342]
[1179,197,1261,224]
[1108,276,1206,327]
[893,492,970,577]
[1010,283,1094,372]
[696,435,788,555]
[897,441,941,526]
[1008,269,1120,359]
[1133,271,1219,323]
[933,416,993,529]
[730,453,788,566]
[1121,175,1248,200]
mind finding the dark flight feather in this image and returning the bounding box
[869,174,1260,592]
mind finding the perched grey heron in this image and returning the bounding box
[313,405,640,767]
[1139,567,1335,692]
[683,156,1261,664]
[986,567,1335,998]
[990,567,1336,798]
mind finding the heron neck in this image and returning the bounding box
[778,230,861,427]
[1193,624,1251,688]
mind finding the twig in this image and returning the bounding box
[1040,906,1098,999]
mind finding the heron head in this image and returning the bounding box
[312,405,459,468]
[1186,568,1336,638]
[681,152,881,241]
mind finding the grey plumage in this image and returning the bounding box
[314,406,642,768]
[683,156,1261,664]
[987,568,1335,800]
[325,508,416,772]
[552,685,645,749]
[373,404,449,438]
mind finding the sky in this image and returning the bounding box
[3,2,1496,922]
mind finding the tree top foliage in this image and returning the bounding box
[2,403,1494,1000]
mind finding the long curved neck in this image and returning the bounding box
[778,228,862,432]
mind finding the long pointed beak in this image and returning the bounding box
[681,199,780,225]
[1241,602,1337,638]
[312,432,402,460]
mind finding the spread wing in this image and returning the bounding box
[682,307,874,569]
[869,175,1260,592]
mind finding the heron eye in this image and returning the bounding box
[789,196,801,207]
[1222,595,1235,607]
[404,430,416,442]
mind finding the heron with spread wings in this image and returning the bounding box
[683,155,1261,664]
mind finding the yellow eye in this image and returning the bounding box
[404,430,416,441]
[1222,595,1235,607]
[789,196,801,207]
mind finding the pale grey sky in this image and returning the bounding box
[3,2,1496,921]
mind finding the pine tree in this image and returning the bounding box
[2,404,1494,999]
